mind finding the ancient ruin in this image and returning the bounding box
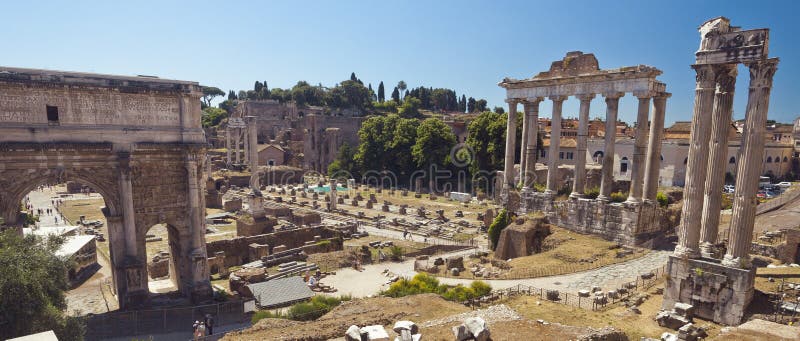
[499,51,671,245]
[0,67,212,308]
[662,17,779,325]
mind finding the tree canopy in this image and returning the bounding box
[200,86,224,108]
[0,231,85,340]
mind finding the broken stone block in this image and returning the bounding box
[360,325,389,341]
[345,325,363,341]
[673,302,694,319]
[546,290,560,301]
[578,290,591,297]
[446,256,464,271]
[433,258,444,266]
[464,317,490,341]
[655,310,691,330]
[393,320,419,335]
[452,324,471,341]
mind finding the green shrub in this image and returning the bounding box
[251,310,285,324]
[656,192,669,207]
[609,191,627,203]
[488,208,511,250]
[441,285,476,302]
[470,281,492,297]
[382,273,492,302]
[584,186,600,199]
[388,245,405,261]
[720,193,733,210]
[533,183,547,193]
[288,295,347,321]
[316,240,332,250]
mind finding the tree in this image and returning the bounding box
[459,94,467,112]
[391,86,400,103]
[350,72,358,82]
[377,81,385,103]
[328,143,358,179]
[227,90,237,100]
[398,97,423,119]
[493,106,505,114]
[488,208,511,250]
[326,80,372,112]
[397,81,407,101]
[467,97,476,113]
[201,86,225,108]
[466,111,508,192]
[412,118,457,172]
[354,115,419,184]
[201,107,228,127]
[0,231,85,340]
[475,99,488,112]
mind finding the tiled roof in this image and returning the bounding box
[247,276,314,308]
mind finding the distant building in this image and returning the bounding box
[257,144,286,166]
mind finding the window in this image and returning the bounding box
[540,150,546,157]
[559,151,564,159]
[46,105,59,122]
[729,156,736,164]
[268,160,275,166]
[767,156,773,163]
[620,157,629,173]
[683,157,688,165]
[784,156,789,162]
[775,155,780,163]
[566,152,574,160]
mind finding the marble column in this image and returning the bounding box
[598,93,624,200]
[225,127,232,165]
[330,179,338,211]
[522,98,542,190]
[247,116,260,192]
[571,94,594,198]
[723,59,778,268]
[243,126,250,164]
[503,99,518,190]
[117,152,137,258]
[235,129,241,164]
[699,64,737,258]
[643,93,669,202]
[674,64,717,259]
[626,94,652,203]
[185,155,204,252]
[519,104,530,184]
[546,96,567,195]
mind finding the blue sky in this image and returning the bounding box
[2,0,797,125]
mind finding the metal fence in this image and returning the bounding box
[85,300,248,340]
[465,265,666,311]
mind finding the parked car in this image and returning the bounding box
[777,182,792,188]
[757,192,766,199]
[723,185,735,193]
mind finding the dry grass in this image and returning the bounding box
[432,226,647,279]
[60,198,110,257]
[505,284,722,340]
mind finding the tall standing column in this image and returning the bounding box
[503,99,519,191]
[243,126,250,164]
[185,155,204,252]
[571,94,594,198]
[626,93,652,203]
[598,93,624,200]
[546,96,567,195]
[699,64,737,258]
[519,103,530,183]
[225,127,232,165]
[117,152,137,259]
[247,116,260,192]
[675,64,717,259]
[723,59,778,268]
[643,93,669,201]
[235,129,241,164]
[523,98,542,190]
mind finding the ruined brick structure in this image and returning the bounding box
[0,67,212,308]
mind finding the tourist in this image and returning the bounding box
[204,314,214,335]
[193,321,206,340]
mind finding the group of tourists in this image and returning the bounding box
[192,314,214,340]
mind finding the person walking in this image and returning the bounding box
[204,314,214,335]
[193,321,205,340]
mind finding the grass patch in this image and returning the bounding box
[251,295,353,324]
[383,273,491,302]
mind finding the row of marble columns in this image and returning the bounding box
[225,126,248,166]
[675,59,779,268]
[504,91,668,203]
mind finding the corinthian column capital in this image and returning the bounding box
[576,93,595,102]
[692,64,717,89]
[504,98,520,105]
[713,64,738,93]
[746,58,779,89]
[548,95,568,103]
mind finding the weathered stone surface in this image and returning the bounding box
[494,217,551,260]
[392,320,419,335]
[445,256,464,271]
[360,325,389,341]
[345,325,363,341]
[464,317,490,341]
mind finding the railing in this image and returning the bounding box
[464,265,666,311]
[84,300,249,340]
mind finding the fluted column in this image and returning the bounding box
[626,94,652,203]
[522,98,542,190]
[247,116,260,192]
[598,93,624,200]
[503,99,518,190]
[571,94,594,198]
[519,104,530,184]
[185,155,204,251]
[117,152,137,259]
[723,59,779,268]
[235,129,241,164]
[643,93,669,201]
[699,64,737,258]
[225,127,232,165]
[243,126,250,164]
[545,96,567,195]
[675,64,717,259]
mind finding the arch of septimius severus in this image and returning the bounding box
[499,51,670,246]
[0,67,212,308]
[662,17,778,326]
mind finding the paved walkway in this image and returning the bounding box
[24,185,67,227]
[322,248,670,298]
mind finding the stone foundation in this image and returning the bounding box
[662,255,755,326]
[519,191,669,246]
[236,215,277,236]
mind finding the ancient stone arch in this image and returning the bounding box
[0,67,212,308]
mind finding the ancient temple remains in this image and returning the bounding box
[498,51,670,245]
[662,17,779,325]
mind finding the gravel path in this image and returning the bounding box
[419,304,522,327]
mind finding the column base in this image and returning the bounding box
[673,245,701,259]
[596,195,610,202]
[569,192,584,199]
[624,196,642,205]
[721,254,751,268]
[699,241,718,259]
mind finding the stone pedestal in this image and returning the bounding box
[662,255,755,326]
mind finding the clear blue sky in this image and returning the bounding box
[2,0,798,125]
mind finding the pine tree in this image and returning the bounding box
[350,72,357,81]
[391,87,400,102]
